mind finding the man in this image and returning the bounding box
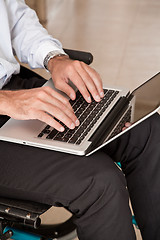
[0,1,160,239]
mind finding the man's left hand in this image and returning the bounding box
[48,55,104,103]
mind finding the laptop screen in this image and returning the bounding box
[87,72,160,156]
[131,72,160,123]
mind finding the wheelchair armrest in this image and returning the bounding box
[63,48,93,65]
[0,197,77,239]
[0,197,51,228]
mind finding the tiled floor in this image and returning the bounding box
[37,0,160,239]
[46,0,160,90]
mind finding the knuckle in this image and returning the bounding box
[36,89,46,99]
[73,60,81,68]
[54,107,63,118]
[62,105,71,116]
[59,103,67,112]
[43,86,51,92]
[54,81,61,89]
[90,84,97,93]
[63,98,70,106]
[67,60,81,73]
[28,108,40,119]
[66,64,74,74]
[80,61,86,67]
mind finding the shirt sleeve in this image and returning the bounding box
[0,63,7,89]
[6,0,66,68]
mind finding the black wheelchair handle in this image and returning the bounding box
[63,48,93,65]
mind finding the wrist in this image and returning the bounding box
[47,55,69,73]
[0,90,11,115]
[43,51,68,72]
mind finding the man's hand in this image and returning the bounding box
[122,122,132,131]
[0,87,80,132]
[48,55,104,103]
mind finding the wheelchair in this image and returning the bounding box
[0,49,93,240]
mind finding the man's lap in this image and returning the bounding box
[0,139,125,206]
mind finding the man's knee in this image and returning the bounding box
[67,156,128,217]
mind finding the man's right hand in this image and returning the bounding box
[0,86,80,132]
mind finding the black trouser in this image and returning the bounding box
[0,67,160,240]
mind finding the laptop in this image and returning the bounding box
[0,72,159,156]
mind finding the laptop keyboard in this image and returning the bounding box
[37,89,119,145]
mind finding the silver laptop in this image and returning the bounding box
[0,72,159,156]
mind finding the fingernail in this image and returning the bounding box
[125,122,131,127]
[87,96,91,103]
[95,95,101,101]
[60,127,65,132]
[70,123,75,129]
[75,119,80,126]
[70,93,75,100]
[100,91,104,98]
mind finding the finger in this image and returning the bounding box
[39,86,74,113]
[36,110,65,132]
[40,100,79,129]
[75,62,102,102]
[31,89,79,127]
[82,62,104,98]
[122,127,127,131]
[125,122,132,128]
[67,66,92,103]
[49,106,77,129]
[53,100,80,126]
[74,76,92,103]
[122,122,132,131]
[52,80,76,101]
